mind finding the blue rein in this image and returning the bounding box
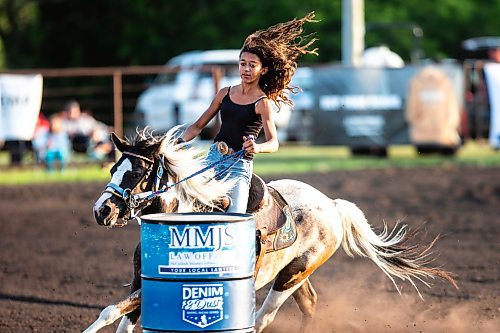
[103,148,247,217]
[143,148,246,201]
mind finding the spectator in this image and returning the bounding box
[488,47,500,62]
[61,100,97,153]
[88,121,115,165]
[58,99,115,164]
[32,113,51,163]
[45,114,71,172]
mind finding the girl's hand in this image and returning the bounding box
[242,135,259,155]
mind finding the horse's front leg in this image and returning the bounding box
[82,289,141,333]
[83,242,142,333]
[115,297,140,333]
[116,242,142,333]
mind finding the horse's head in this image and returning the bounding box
[92,130,178,227]
[93,127,234,227]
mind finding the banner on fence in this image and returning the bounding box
[405,65,461,147]
[309,64,464,147]
[0,74,43,141]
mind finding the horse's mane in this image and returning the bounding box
[132,126,234,212]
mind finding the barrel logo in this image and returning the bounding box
[181,283,224,328]
[156,224,242,275]
[169,225,234,251]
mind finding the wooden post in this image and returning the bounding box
[113,70,123,138]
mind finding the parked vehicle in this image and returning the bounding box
[461,37,500,141]
[135,49,292,140]
[135,50,240,139]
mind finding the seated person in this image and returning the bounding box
[61,100,97,153]
[88,122,115,164]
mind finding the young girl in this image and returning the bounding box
[44,113,71,172]
[182,12,318,213]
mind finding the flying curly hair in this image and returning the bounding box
[240,12,318,110]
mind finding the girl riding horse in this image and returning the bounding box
[86,12,458,333]
[181,12,318,213]
[87,127,458,333]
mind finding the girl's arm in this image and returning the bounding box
[243,98,279,154]
[182,87,228,141]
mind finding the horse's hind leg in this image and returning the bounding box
[116,242,142,333]
[292,278,317,333]
[257,238,333,333]
[255,280,306,333]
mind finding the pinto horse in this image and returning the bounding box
[85,127,457,333]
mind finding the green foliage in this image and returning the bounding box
[0,164,110,185]
[0,0,499,67]
[0,0,39,68]
[253,142,500,174]
[0,40,5,69]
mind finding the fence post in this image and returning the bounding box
[113,70,123,138]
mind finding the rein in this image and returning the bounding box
[104,148,246,225]
[143,149,246,200]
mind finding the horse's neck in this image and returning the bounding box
[142,196,180,215]
[141,198,164,215]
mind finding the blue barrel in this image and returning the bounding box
[140,212,255,333]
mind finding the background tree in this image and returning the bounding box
[0,0,38,68]
[1,0,499,69]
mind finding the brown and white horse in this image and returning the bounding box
[85,127,457,333]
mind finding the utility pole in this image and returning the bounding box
[342,0,365,67]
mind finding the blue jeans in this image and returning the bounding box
[45,149,68,172]
[205,144,253,213]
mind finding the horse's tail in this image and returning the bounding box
[333,198,458,297]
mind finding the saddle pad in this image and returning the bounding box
[254,187,297,253]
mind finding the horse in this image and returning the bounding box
[85,127,458,333]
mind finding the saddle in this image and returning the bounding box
[246,174,297,277]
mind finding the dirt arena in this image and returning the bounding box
[0,166,498,332]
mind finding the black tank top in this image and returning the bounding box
[214,86,265,152]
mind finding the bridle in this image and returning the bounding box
[101,145,248,226]
[102,151,168,225]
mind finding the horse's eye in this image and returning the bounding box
[132,171,143,179]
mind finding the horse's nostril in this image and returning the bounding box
[93,209,103,225]
[94,204,112,225]
[100,205,111,217]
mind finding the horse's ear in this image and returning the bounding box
[141,134,169,158]
[144,142,162,158]
[111,133,130,152]
[145,135,168,156]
